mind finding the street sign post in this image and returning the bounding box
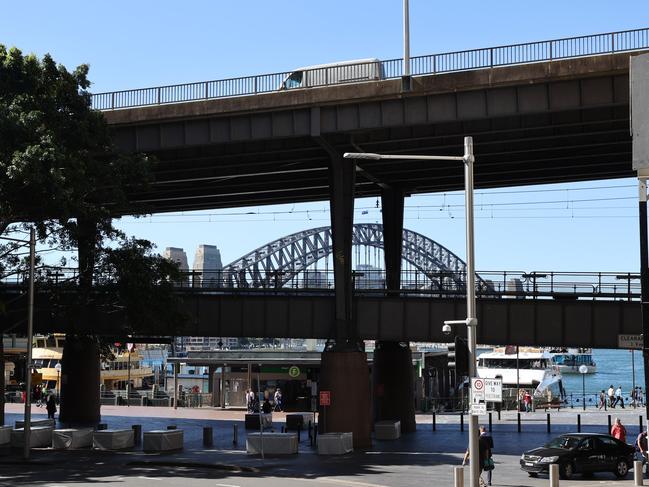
[484,378,503,402]
[470,378,486,415]
[619,334,643,349]
[319,390,331,434]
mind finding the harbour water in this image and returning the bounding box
[561,349,646,406]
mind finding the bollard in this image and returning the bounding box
[641,416,644,435]
[167,425,177,430]
[635,460,644,486]
[433,412,436,432]
[608,414,612,434]
[453,466,464,487]
[132,424,142,446]
[314,423,318,445]
[232,424,238,444]
[547,413,551,433]
[298,424,301,442]
[577,414,581,433]
[97,423,107,430]
[203,426,213,447]
[309,421,313,446]
[460,413,464,432]
[517,412,521,433]
[489,412,492,432]
[497,408,501,421]
[549,463,559,487]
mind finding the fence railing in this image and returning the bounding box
[1,266,642,300]
[91,28,649,110]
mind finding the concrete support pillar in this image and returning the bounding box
[319,349,372,448]
[373,341,417,432]
[220,364,227,409]
[373,187,416,432]
[317,145,371,448]
[207,365,216,406]
[328,151,355,341]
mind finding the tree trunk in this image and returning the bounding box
[60,218,100,424]
[59,334,100,425]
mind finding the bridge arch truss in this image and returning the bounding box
[221,223,490,291]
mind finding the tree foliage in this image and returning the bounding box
[0,44,151,236]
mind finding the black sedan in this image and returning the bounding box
[520,433,635,479]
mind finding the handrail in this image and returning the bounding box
[91,27,649,111]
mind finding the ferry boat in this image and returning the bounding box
[476,347,566,404]
[547,348,596,374]
[32,334,153,390]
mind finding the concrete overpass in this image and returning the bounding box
[97,30,649,213]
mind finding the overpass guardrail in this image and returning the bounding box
[91,28,649,110]
[2,266,642,300]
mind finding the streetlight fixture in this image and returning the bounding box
[54,362,62,398]
[579,364,589,411]
[344,136,479,487]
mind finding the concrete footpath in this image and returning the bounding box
[2,404,649,487]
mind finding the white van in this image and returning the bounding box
[280,58,383,90]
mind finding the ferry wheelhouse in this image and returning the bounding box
[547,348,596,374]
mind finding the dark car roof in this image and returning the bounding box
[558,433,613,437]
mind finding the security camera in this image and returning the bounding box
[442,323,452,335]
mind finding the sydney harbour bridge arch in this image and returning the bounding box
[221,223,490,291]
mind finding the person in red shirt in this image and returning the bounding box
[523,391,532,412]
[611,418,627,443]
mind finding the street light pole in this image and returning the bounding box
[344,136,479,487]
[23,228,36,460]
[579,364,588,411]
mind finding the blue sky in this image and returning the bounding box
[2,2,648,272]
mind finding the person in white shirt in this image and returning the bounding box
[614,385,625,409]
[608,385,616,408]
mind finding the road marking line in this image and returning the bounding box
[214,484,241,487]
[288,477,390,487]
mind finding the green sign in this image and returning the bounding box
[288,365,301,378]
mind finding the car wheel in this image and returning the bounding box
[528,472,538,478]
[615,458,629,478]
[559,462,574,480]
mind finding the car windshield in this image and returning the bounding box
[284,71,303,89]
[544,436,580,450]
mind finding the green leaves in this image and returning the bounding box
[0,44,151,229]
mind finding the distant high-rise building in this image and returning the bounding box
[193,244,223,288]
[163,247,189,270]
[355,264,384,289]
[163,247,189,286]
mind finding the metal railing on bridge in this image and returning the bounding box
[2,266,641,301]
[91,28,649,110]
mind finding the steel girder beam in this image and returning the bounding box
[381,188,405,291]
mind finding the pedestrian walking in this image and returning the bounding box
[637,429,648,476]
[462,425,493,487]
[480,426,495,486]
[608,385,616,408]
[614,385,625,409]
[636,387,644,407]
[523,391,532,412]
[45,392,57,420]
[611,418,627,443]
[273,388,283,412]
[598,390,606,410]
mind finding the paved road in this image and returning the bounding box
[2,404,649,486]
